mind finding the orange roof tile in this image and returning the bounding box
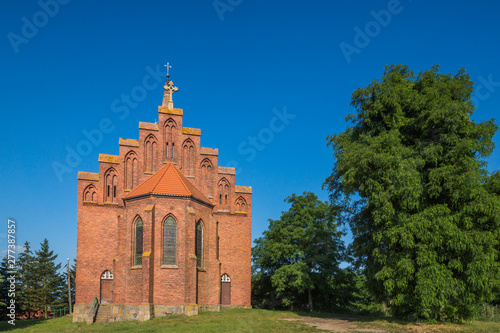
[123,163,212,206]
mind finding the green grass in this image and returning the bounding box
[0,309,316,332]
[0,308,499,332]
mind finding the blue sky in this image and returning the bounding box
[1,0,499,265]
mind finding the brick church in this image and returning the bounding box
[73,68,252,322]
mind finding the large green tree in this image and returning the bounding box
[252,192,345,311]
[324,64,500,320]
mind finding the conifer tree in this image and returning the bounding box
[33,238,65,319]
[17,241,38,319]
[0,256,10,316]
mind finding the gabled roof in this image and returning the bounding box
[123,163,212,206]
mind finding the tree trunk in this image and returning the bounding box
[308,287,313,312]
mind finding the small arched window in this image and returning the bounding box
[83,184,97,202]
[134,218,143,266]
[195,221,203,268]
[235,196,248,212]
[163,216,177,265]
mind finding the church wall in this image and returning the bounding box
[216,209,252,306]
[149,197,192,305]
[75,86,252,321]
[114,198,156,305]
[76,177,120,304]
[194,207,221,306]
[158,107,183,165]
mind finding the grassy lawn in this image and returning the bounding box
[0,308,498,332]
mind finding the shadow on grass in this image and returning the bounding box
[294,310,413,326]
[0,318,49,331]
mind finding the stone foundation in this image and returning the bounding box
[198,304,221,312]
[109,304,154,321]
[73,304,93,323]
[73,303,209,322]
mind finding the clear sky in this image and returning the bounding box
[1,0,499,265]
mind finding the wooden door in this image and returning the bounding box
[221,273,231,305]
[100,280,113,303]
[100,270,113,304]
[221,282,231,305]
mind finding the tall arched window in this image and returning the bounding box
[163,216,177,265]
[200,158,214,196]
[144,135,158,173]
[134,218,143,266]
[182,139,195,176]
[104,168,118,203]
[217,178,230,209]
[195,221,203,268]
[125,151,138,190]
[164,118,176,161]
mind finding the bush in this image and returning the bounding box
[474,304,500,322]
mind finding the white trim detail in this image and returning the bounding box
[101,270,114,279]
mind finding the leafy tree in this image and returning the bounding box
[33,238,65,318]
[252,192,344,311]
[325,64,500,320]
[17,241,38,319]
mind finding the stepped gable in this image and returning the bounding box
[123,162,212,206]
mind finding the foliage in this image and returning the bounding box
[33,239,66,318]
[17,242,39,319]
[0,256,11,315]
[474,303,500,322]
[324,64,500,320]
[252,192,345,311]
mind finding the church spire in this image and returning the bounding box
[162,62,179,109]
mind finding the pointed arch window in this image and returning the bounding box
[134,218,143,266]
[125,152,138,190]
[195,221,203,268]
[144,135,158,173]
[83,184,97,202]
[163,216,177,265]
[218,178,230,209]
[182,139,195,176]
[200,158,214,196]
[164,118,177,161]
[105,169,118,203]
[235,196,248,212]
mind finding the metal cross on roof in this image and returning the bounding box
[165,62,172,81]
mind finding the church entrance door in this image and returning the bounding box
[221,274,231,305]
[100,270,114,304]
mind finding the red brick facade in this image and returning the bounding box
[74,80,251,321]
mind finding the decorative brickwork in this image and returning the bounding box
[74,80,252,322]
